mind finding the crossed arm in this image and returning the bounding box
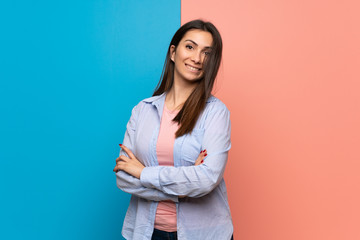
[113,144,207,201]
[113,144,206,178]
[114,102,231,201]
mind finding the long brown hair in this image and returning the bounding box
[153,19,223,137]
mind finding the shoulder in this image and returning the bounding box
[205,95,230,114]
[132,94,163,107]
[129,93,165,116]
[137,93,165,107]
[194,95,230,129]
[141,94,163,104]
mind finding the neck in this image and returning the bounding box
[165,80,198,111]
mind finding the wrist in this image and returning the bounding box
[136,166,145,179]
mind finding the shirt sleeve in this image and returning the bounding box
[140,102,231,198]
[115,103,179,202]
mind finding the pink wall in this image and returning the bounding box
[182,1,360,239]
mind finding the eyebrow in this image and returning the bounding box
[184,39,212,49]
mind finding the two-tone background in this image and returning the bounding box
[1,1,359,239]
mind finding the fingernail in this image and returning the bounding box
[204,153,207,156]
[201,160,204,163]
[119,144,122,147]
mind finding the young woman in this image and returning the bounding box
[113,19,233,240]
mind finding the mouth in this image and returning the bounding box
[185,64,202,73]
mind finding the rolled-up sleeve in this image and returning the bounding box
[140,102,231,198]
[115,103,178,202]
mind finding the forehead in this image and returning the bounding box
[180,29,213,47]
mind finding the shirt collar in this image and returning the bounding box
[142,93,166,120]
[143,92,166,105]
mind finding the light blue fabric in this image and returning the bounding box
[116,92,233,240]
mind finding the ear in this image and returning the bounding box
[170,45,176,62]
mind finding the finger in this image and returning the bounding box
[119,144,136,159]
[202,149,207,157]
[195,159,204,166]
[198,151,206,158]
[116,155,130,163]
[114,161,126,172]
[195,154,205,166]
[195,159,200,166]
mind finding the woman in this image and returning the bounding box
[113,19,233,240]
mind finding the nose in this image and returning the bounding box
[191,50,202,64]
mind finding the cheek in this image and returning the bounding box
[176,49,189,61]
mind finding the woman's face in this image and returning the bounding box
[170,29,213,84]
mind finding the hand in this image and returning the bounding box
[179,149,207,198]
[113,144,145,179]
[195,149,207,166]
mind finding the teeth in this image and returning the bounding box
[186,65,200,71]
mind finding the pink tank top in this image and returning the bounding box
[154,104,179,232]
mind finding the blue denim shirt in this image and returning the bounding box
[116,93,233,240]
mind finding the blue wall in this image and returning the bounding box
[0,1,180,239]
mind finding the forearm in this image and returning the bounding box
[116,171,178,202]
[140,150,230,198]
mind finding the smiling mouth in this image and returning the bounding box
[185,64,201,72]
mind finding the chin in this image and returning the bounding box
[187,73,203,82]
[186,77,203,83]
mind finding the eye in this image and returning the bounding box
[186,45,194,50]
[203,51,211,56]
